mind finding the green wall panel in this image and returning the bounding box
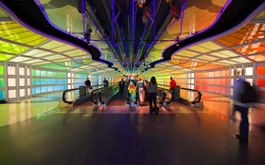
[0,78,3,87]
[0,65,3,74]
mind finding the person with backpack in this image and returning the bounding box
[136,77,146,106]
[233,74,259,141]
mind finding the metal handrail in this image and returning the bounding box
[62,83,115,104]
[157,84,202,104]
[90,83,119,104]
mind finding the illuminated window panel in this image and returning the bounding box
[41,79,46,85]
[47,71,53,77]
[24,49,52,57]
[19,89,25,97]
[187,45,212,53]
[32,88,35,94]
[24,59,43,64]
[54,86,60,91]
[0,65,3,74]
[174,50,199,57]
[0,53,13,61]
[35,79,41,85]
[18,67,24,76]
[48,86,53,92]
[0,42,29,54]
[61,85,67,90]
[48,79,53,84]
[35,70,41,76]
[8,66,15,75]
[245,67,253,76]
[41,70,47,77]
[217,60,238,65]
[0,90,4,99]
[257,66,265,75]
[28,88,31,96]
[257,79,265,87]
[197,55,219,61]
[247,55,265,62]
[198,42,223,51]
[61,79,67,84]
[0,78,3,87]
[24,49,53,57]
[19,78,25,86]
[8,89,16,98]
[215,38,235,47]
[41,86,47,93]
[214,79,220,85]
[27,79,30,86]
[220,79,229,86]
[8,78,16,87]
[64,50,87,56]
[36,87,40,93]
[27,37,48,46]
[54,79,60,84]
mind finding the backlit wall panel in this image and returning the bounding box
[195,68,230,95]
[32,68,67,95]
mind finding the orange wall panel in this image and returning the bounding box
[257,79,265,87]
[257,66,265,75]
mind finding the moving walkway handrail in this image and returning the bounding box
[90,83,119,104]
[62,83,115,104]
[157,84,202,104]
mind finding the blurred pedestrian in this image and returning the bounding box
[149,76,158,115]
[119,78,125,95]
[136,77,146,106]
[233,72,259,141]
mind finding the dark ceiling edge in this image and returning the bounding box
[147,0,265,71]
[0,1,115,69]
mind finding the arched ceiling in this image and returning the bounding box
[0,0,264,77]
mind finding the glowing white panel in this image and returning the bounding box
[68,85,71,89]
[68,79,71,83]
[8,66,16,75]
[191,79,194,84]
[245,67,253,76]
[8,78,16,87]
[8,90,16,98]
[27,79,31,86]
[28,88,31,96]
[19,89,25,97]
[19,67,25,76]
[191,73,194,78]
[19,78,25,86]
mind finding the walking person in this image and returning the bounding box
[233,73,259,141]
[170,76,177,101]
[136,77,146,106]
[84,78,91,93]
[119,78,125,95]
[103,78,109,87]
[148,76,158,115]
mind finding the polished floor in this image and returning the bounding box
[0,92,265,164]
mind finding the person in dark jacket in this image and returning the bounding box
[148,76,158,115]
[119,78,125,95]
